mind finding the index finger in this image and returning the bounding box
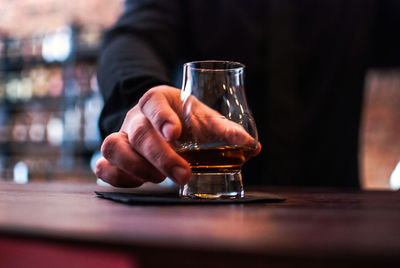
[139,86,182,142]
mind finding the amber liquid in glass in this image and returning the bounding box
[177,145,255,174]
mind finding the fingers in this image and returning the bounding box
[209,116,257,147]
[183,95,258,148]
[125,115,191,185]
[95,157,145,188]
[99,86,191,187]
[139,86,182,142]
[100,132,165,184]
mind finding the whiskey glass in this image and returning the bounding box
[177,60,258,199]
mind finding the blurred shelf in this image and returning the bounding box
[2,141,99,155]
[0,47,99,71]
[0,28,102,184]
[0,97,64,112]
[0,167,97,183]
[0,56,60,71]
[73,46,99,62]
[2,142,61,155]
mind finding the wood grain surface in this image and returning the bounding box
[0,182,399,267]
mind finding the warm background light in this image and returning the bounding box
[0,0,123,38]
[361,70,400,190]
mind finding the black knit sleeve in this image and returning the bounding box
[97,0,185,138]
[371,0,400,68]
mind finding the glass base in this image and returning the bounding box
[179,172,244,199]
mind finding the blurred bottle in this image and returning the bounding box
[19,72,33,101]
[47,115,63,146]
[77,24,102,48]
[0,109,7,143]
[11,115,29,142]
[5,74,33,102]
[29,112,46,143]
[84,93,103,149]
[42,26,72,63]
[31,34,43,58]
[0,37,4,57]
[5,78,21,102]
[0,79,5,101]
[47,67,63,97]
[13,161,29,184]
[6,38,22,59]
[64,104,82,142]
[30,66,49,98]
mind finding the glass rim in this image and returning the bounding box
[184,60,245,72]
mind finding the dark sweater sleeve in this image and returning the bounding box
[371,0,400,67]
[97,0,185,138]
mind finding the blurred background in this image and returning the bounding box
[0,0,123,184]
[0,0,399,189]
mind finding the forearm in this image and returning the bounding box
[97,0,184,138]
[98,35,172,137]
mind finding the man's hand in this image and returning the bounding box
[95,85,260,187]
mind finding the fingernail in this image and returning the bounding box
[172,166,189,185]
[162,122,174,141]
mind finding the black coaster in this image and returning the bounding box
[95,191,286,205]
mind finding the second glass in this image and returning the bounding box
[177,60,258,199]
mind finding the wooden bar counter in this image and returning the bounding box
[0,181,399,267]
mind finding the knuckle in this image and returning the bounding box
[228,127,238,139]
[125,106,140,122]
[147,148,166,167]
[224,125,243,144]
[128,160,165,183]
[130,120,151,148]
[149,109,167,128]
[94,161,106,178]
[139,87,170,121]
[95,149,146,188]
[101,133,120,160]
[138,89,157,110]
[94,161,116,185]
[148,148,177,173]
